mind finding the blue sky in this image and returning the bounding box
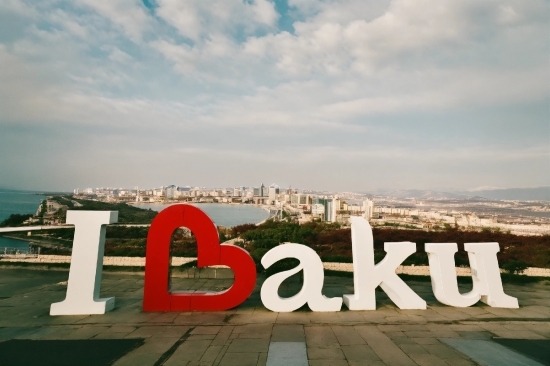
[0,0,548,192]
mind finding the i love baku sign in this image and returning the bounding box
[49,204,518,316]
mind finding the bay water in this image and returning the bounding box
[132,202,271,228]
[0,190,270,251]
[0,189,47,252]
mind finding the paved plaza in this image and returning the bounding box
[0,268,549,366]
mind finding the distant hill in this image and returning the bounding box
[48,196,157,224]
[466,187,550,201]
[371,189,470,199]
[369,187,550,201]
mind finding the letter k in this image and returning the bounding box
[343,217,427,310]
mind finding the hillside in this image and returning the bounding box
[47,195,157,224]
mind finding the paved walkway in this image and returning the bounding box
[0,268,549,365]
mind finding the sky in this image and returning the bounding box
[0,0,549,193]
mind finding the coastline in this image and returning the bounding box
[0,233,67,250]
[0,201,275,250]
[256,205,277,225]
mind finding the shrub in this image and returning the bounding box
[0,214,33,227]
[502,260,528,274]
[251,248,270,272]
[320,255,353,263]
[264,258,300,277]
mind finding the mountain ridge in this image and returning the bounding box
[366,186,550,201]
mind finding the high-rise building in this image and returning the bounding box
[268,184,279,203]
[363,198,374,219]
[325,199,335,222]
[166,185,177,199]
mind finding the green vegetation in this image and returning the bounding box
[320,255,353,263]
[48,195,158,224]
[72,199,157,223]
[104,227,198,257]
[4,200,548,275]
[0,214,33,227]
[377,222,419,230]
[502,260,529,274]
[234,220,550,271]
[50,196,77,209]
[231,224,257,237]
[264,258,300,277]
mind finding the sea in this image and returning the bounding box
[0,190,270,251]
[0,189,48,252]
[132,202,271,228]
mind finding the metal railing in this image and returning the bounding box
[1,246,38,256]
[0,225,72,234]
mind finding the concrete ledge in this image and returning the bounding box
[322,262,550,277]
[177,268,234,279]
[0,255,197,267]
[1,255,548,277]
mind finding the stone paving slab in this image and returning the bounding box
[0,268,549,366]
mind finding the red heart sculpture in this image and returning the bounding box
[143,204,257,311]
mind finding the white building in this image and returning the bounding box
[165,185,177,199]
[363,198,374,219]
[325,198,338,223]
[268,184,280,203]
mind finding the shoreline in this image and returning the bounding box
[131,201,273,226]
[0,234,68,250]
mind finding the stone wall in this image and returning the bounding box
[0,255,196,267]
[322,262,550,277]
[1,254,549,277]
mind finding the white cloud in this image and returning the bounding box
[243,0,550,77]
[2,0,548,132]
[76,0,151,41]
[0,0,548,191]
[155,0,279,41]
[0,0,39,18]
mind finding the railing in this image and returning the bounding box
[0,227,64,256]
[0,225,72,234]
[1,246,38,256]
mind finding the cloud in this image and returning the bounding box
[0,0,548,191]
[149,0,549,120]
[155,0,279,41]
[76,0,151,41]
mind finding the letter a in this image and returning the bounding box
[261,244,342,312]
[343,217,426,310]
[50,211,118,315]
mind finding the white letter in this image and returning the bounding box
[261,243,342,312]
[343,217,426,310]
[465,243,518,308]
[50,211,118,316]
[425,243,479,307]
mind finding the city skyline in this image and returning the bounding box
[0,1,548,192]
[69,183,550,201]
